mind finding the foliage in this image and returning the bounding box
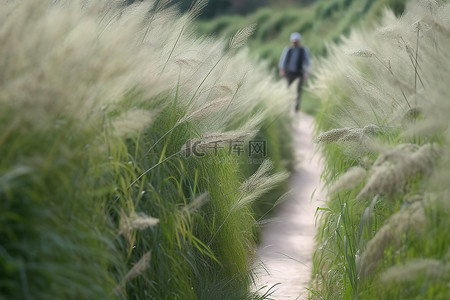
[310,1,450,299]
[0,0,294,299]
[166,0,269,18]
[195,0,407,69]
[194,0,408,115]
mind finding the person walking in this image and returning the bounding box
[278,32,311,112]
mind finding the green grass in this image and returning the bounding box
[194,0,407,71]
[0,1,295,299]
[194,0,408,117]
[310,1,450,299]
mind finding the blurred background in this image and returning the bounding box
[131,0,406,68]
[150,0,407,114]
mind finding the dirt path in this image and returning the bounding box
[253,112,324,299]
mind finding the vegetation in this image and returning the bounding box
[165,0,315,18]
[310,1,450,299]
[194,0,408,115]
[4,0,449,299]
[195,0,407,67]
[0,0,294,299]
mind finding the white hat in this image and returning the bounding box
[290,32,301,42]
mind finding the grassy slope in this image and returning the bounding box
[195,0,407,115]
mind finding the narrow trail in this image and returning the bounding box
[253,112,325,299]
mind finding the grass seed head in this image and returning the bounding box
[348,49,376,57]
[359,201,427,278]
[328,166,367,195]
[120,211,160,241]
[357,144,439,199]
[380,259,448,284]
[111,109,153,138]
[235,160,289,211]
[229,24,256,50]
[176,97,232,125]
[118,251,152,289]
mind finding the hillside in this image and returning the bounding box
[195,0,407,69]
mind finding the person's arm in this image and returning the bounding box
[278,47,288,77]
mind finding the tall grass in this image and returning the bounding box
[0,0,294,298]
[195,0,408,67]
[194,0,409,116]
[310,0,450,299]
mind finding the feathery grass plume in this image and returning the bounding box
[181,193,209,215]
[124,212,160,231]
[119,210,160,242]
[428,147,450,194]
[239,160,273,194]
[358,156,373,170]
[408,143,441,172]
[223,113,265,136]
[158,0,208,71]
[400,106,422,126]
[186,0,208,21]
[235,166,289,211]
[176,96,232,125]
[229,24,257,50]
[357,143,440,199]
[139,0,172,43]
[209,160,288,248]
[111,109,153,138]
[174,57,202,68]
[115,251,152,293]
[412,20,432,34]
[314,124,381,144]
[402,116,449,138]
[206,159,288,256]
[314,128,354,144]
[372,143,419,166]
[358,201,427,278]
[256,190,293,223]
[357,164,405,199]
[327,166,367,195]
[376,25,403,40]
[214,83,237,97]
[347,48,376,57]
[339,131,371,143]
[380,259,449,284]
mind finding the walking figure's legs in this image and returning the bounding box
[296,77,304,112]
[286,75,296,87]
[286,73,303,112]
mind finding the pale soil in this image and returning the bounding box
[252,112,325,299]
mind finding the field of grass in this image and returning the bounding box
[310,1,450,299]
[194,0,408,116]
[196,0,406,67]
[0,0,295,299]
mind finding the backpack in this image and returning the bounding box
[284,46,305,75]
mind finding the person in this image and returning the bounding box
[278,32,311,112]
